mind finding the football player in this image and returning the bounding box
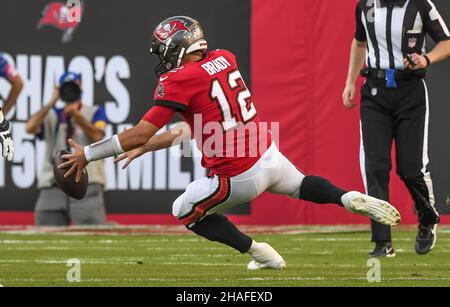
[0,53,23,161]
[59,16,401,270]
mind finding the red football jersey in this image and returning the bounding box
[152,49,270,177]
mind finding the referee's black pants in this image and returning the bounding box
[360,77,440,243]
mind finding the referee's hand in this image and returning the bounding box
[342,83,357,109]
[404,53,428,70]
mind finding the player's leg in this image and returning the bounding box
[395,80,439,255]
[265,150,345,205]
[188,213,285,270]
[69,184,107,225]
[173,176,253,253]
[360,80,396,257]
[172,175,285,270]
[265,143,400,226]
[34,188,70,226]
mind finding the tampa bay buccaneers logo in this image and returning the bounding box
[155,20,189,41]
[37,1,84,43]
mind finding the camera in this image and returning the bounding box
[59,81,82,103]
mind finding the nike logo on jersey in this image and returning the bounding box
[159,76,169,82]
[201,56,231,76]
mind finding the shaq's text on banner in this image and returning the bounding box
[0,53,204,191]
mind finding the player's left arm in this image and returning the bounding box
[138,121,191,152]
[113,121,191,169]
[2,73,24,116]
[0,56,21,159]
[59,119,161,181]
[59,105,176,181]
[59,73,188,181]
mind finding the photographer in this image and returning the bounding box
[26,72,108,226]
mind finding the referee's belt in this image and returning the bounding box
[361,68,426,81]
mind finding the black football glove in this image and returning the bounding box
[0,117,14,161]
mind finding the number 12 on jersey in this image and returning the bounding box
[210,70,257,131]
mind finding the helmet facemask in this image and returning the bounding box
[151,42,175,75]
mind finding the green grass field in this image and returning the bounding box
[0,226,449,287]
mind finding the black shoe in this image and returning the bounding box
[368,242,396,258]
[415,224,437,255]
[416,198,440,226]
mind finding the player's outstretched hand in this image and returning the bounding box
[342,83,357,109]
[58,138,89,182]
[0,118,14,161]
[113,147,146,169]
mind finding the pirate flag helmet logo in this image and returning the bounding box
[37,1,84,43]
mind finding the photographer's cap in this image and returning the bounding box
[59,71,81,86]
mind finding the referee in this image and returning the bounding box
[342,0,450,257]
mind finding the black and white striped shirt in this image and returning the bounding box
[355,0,450,70]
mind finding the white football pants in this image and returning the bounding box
[172,142,305,227]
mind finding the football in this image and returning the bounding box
[53,150,89,200]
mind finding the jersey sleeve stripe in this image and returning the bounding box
[154,100,188,112]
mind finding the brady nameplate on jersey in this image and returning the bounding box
[201,55,232,76]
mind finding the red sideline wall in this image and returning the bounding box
[1,0,448,226]
[244,0,449,225]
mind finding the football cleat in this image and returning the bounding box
[415,224,437,255]
[247,242,286,270]
[369,242,396,258]
[341,191,401,226]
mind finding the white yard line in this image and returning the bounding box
[5,225,449,236]
[1,276,450,284]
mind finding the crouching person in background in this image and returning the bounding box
[26,72,108,226]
